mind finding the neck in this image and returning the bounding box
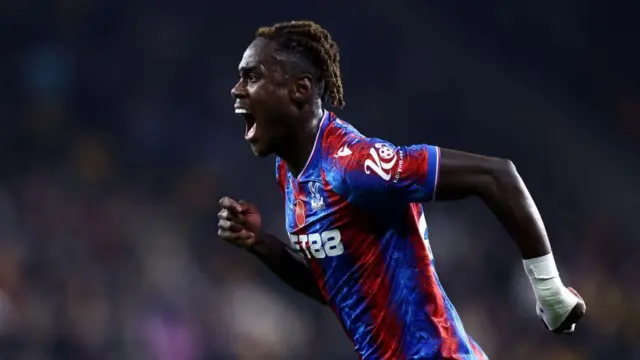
[277,105,324,177]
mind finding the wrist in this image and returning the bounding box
[523,253,577,319]
[246,232,268,254]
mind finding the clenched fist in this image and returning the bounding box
[539,286,586,335]
[217,197,262,248]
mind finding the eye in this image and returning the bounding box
[238,69,261,83]
[247,73,259,83]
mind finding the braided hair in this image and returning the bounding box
[256,20,345,109]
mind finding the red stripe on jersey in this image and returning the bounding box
[409,203,462,358]
[341,228,404,359]
[276,159,288,195]
[340,220,404,358]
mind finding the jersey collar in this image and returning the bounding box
[294,109,331,181]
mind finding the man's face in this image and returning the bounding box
[231,38,294,157]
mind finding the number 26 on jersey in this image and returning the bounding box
[289,229,345,259]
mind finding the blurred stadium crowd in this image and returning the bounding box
[1,1,639,359]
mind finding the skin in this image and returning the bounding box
[231,38,323,175]
[220,37,585,334]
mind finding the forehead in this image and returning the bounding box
[238,38,279,71]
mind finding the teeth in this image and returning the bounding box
[246,123,257,138]
[235,108,249,114]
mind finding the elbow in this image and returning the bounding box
[494,158,518,179]
[436,149,522,201]
[480,158,521,199]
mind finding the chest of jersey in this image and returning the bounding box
[283,175,349,260]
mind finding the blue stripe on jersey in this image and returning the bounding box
[321,253,380,356]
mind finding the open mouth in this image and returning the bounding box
[235,108,257,141]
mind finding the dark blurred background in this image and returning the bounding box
[0,1,639,359]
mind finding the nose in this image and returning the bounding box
[231,81,246,99]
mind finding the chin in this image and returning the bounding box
[250,143,273,158]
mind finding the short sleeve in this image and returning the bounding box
[330,137,441,204]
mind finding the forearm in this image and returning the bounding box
[247,232,327,305]
[480,163,579,319]
[475,160,551,259]
[436,149,582,330]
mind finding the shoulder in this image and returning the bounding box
[323,115,397,164]
[320,114,366,155]
[320,115,383,190]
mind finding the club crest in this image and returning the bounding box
[309,182,325,211]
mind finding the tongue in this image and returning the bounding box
[245,123,257,140]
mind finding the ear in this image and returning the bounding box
[291,74,313,103]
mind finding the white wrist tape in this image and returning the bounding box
[523,253,578,330]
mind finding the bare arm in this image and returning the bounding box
[217,197,327,305]
[434,148,585,333]
[247,232,327,305]
[435,148,549,259]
